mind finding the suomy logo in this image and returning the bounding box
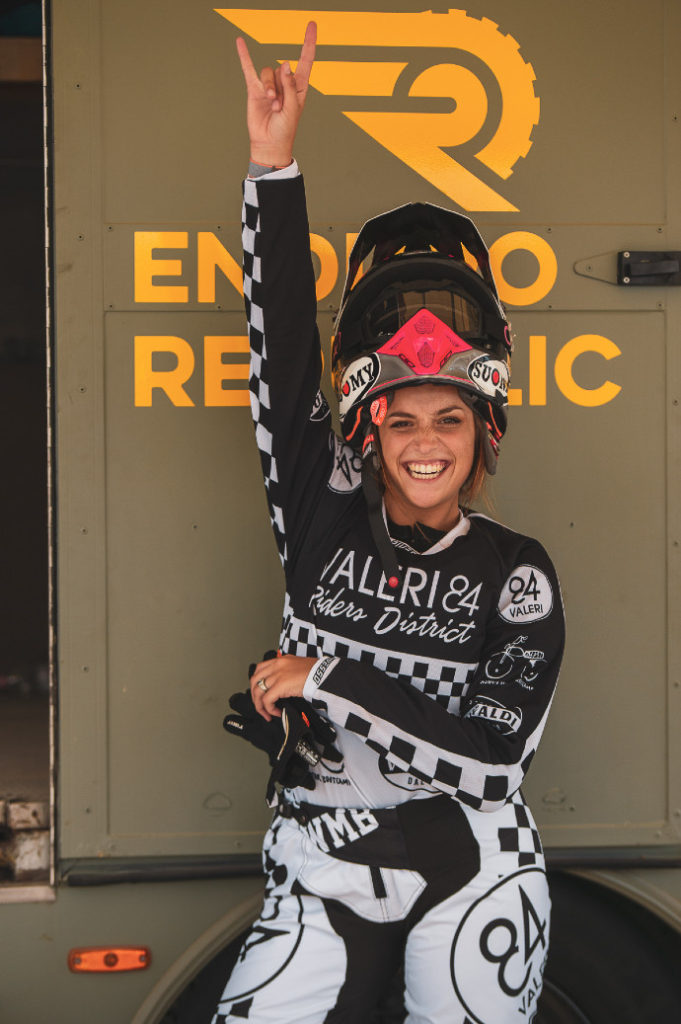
[338,354,379,417]
[217,8,540,211]
[467,355,509,398]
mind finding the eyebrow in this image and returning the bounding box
[386,403,465,419]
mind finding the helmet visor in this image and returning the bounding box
[367,285,481,342]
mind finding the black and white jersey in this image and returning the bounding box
[241,170,565,814]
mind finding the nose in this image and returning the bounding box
[411,423,439,452]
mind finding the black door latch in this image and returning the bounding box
[617,251,681,286]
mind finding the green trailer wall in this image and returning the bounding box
[54,0,681,862]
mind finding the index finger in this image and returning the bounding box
[235,35,259,86]
[295,20,317,90]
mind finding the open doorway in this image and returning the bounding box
[0,2,50,885]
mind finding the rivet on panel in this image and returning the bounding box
[80,527,88,534]
[82,665,89,673]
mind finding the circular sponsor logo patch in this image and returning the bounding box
[467,355,509,399]
[378,755,439,793]
[451,868,549,1024]
[498,565,553,623]
[338,355,380,418]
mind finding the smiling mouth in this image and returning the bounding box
[404,461,449,480]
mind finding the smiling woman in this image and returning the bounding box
[214,19,565,1024]
[377,384,479,531]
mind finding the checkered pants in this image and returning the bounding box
[211,794,549,1024]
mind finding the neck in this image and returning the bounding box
[384,493,462,533]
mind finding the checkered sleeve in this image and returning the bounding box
[242,172,334,573]
[304,541,565,812]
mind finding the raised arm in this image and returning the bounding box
[238,22,350,579]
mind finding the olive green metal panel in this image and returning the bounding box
[0,877,262,1024]
[53,0,681,859]
[496,310,669,843]
[104,312,279,854]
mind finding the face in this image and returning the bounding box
[377,383,476,530]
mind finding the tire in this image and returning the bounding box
[538,871,681,1023]
[159,932,245,1024]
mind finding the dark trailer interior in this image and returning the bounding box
[0,2,50,886]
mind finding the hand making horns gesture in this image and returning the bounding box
[236,20,317,169]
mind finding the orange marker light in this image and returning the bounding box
[67,947,151,973]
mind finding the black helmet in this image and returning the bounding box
[332,202,511,474]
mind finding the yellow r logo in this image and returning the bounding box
[218,8,540,211]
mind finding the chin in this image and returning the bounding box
[396,483,460,521]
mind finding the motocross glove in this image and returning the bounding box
[223,653,341,802]
[245,650,342,764]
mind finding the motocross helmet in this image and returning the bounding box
[331,202,512,587]
[332,201,511,473]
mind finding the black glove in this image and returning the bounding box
[245,650,342,765]
[223,689,317,801]
[223,653,341,803]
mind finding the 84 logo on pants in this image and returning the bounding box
[451,868,549,1023]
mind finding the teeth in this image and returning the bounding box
[406,462,447,479]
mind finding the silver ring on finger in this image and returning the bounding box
[257,678,268,693]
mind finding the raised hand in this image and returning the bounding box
[236,20,316,168]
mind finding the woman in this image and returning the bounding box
[214,22,564,1024]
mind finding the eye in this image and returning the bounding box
[388,418,413,429]
[439,415,464,426]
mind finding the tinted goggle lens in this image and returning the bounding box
[365,287,481,340]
